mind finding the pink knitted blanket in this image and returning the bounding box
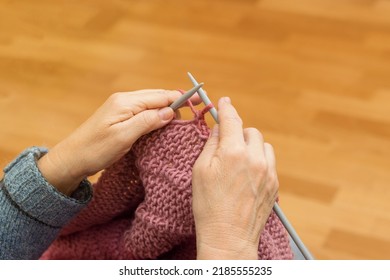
[41,105,293,260]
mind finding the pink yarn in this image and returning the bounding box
[41,102,293,260]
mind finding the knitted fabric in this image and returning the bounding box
[41,102,293,260]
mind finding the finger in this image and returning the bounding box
[264,143,279,205]
[196,125,220,162]
[119,107,175,141]
[116,89,202,114]
[132,89,203,107]
[217,97,245,148]
[264,142,276,170]
[112,90,181,114]
[133,89,203,106]
[243,127,265,157]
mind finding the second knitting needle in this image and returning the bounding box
[169,83,204,111]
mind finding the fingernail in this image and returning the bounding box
[158,107,174,121]
[223,97,231,104]
[218,97,231,108]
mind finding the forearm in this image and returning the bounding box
[0,147,92,259]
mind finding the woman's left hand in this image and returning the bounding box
[38,89,200,195]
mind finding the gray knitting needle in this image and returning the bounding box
[187,72,314,260]
[187,72,219,123]
[169,83,204,111]
[273,203,314,259]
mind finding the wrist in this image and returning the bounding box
[197,244,257,260]
[196,228,258,259]
[37,143,86,196]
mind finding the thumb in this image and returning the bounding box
[124,107,175,140]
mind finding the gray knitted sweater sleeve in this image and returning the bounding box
[0,147,92,259]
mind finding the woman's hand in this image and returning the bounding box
[38,89,200,196]
[192,97,279,259]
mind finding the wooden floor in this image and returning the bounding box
[1,0,390,259]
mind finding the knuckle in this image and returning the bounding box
[265,172,279,202]
[245,127,264,140]
[108,92,121,101]
[268,171,278,189]
[140,112,158,128]
[223,112,243,126]
[251,157,268,175]
[225,146,246,160]
[108,92,125,107]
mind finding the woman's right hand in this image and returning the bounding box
[192,97,279,259]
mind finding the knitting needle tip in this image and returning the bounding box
[187,72,219,123]
[169,82,204,111]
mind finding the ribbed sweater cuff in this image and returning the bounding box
[3,146,92,228]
